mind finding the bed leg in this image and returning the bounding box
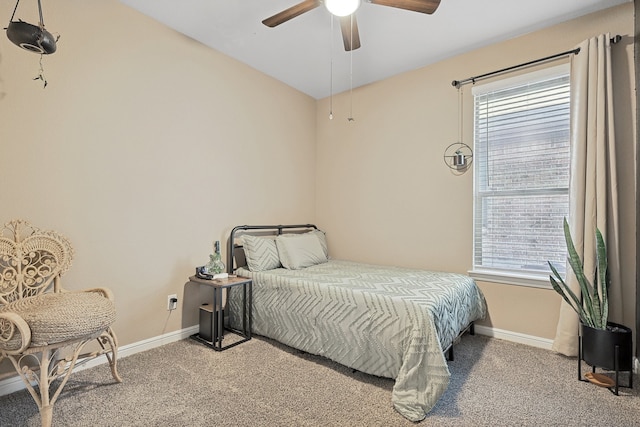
[447,346,454,361]
[470,322,475,335]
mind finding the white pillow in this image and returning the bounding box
[242,235,281,272]
[276,233,328,270]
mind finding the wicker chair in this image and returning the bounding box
[0,220,121,427]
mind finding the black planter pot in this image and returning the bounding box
[579,321,633,394]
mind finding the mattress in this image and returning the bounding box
[228,259,486,421]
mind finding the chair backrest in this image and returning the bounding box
[0,219,73,304]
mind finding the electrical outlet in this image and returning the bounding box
[167,294,178,311]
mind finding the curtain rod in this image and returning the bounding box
[451,34,622,88]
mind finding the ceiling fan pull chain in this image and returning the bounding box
[329,14,334,120]
[348,14,355,122]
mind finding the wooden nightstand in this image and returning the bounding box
[188,275,252,351]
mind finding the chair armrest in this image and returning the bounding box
[0,312,32,354]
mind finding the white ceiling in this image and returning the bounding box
[119,0,630,99]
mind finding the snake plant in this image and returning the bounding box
[548,217,608,330]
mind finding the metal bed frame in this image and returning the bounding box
[227,224,318,274]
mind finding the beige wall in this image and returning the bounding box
[0,0,634,369]
[316,3,636,340]
[0,0,317,351]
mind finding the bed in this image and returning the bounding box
[225,224,487,422]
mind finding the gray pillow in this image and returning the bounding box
[242,235,281,272]
[276,232,328,270]
[310,229,328,258]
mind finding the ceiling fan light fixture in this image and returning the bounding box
[325,0,361,17]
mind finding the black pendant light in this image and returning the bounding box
[6,0,57,55]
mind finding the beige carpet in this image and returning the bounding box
[0,333,638,426]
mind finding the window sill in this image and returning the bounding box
[468,269,552,289]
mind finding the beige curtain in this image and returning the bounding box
[552,33,622,356]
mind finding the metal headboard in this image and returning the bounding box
[227,224,318,273]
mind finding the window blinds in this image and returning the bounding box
[473,69,570,277]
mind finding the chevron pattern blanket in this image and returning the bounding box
[230,260,486,421]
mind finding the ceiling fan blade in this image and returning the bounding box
[340,15,361,51]
[369,0,441,14]
[262,0,321,27]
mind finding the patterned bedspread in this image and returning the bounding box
[229,259,486,421]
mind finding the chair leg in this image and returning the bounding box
[8,338,110,426]
[39,348,53,427]
[98,327,122,383]
[40,404,53,427]
[6,330,121,425]
[6,347,66,427]
[7,328,122,427]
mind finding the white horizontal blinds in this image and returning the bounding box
[473,69,570,277]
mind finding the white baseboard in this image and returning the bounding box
[476,326,640,375]
[474,325,554,350]
[0,325,198,397]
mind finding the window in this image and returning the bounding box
[471,65,570,287]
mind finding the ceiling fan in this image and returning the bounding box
[262,0,441,52]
